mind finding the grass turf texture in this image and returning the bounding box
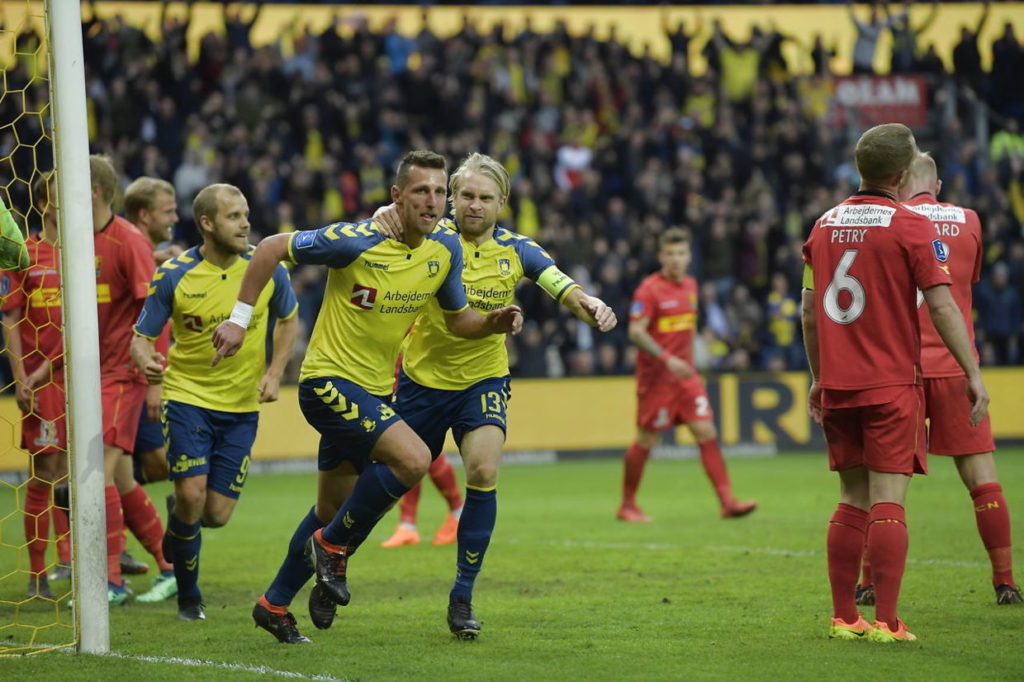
[1,451,1022,680]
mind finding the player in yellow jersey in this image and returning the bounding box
[372,152,617,638]
[211,151,523,644]
[131,183,299,621]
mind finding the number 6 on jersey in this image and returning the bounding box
[824,250,866,324]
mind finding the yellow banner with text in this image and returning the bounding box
[1,368,1021,472]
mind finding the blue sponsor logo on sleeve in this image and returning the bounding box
[629,301,645,316]
[294,231,317,250]
[0,276,8,295]
[931,239,949,263]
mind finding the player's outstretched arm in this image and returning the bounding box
[627,315,693,379]
[923,284,989,426]
[212,233,291,365]
[258,313,299,403]
[562,288,617,332]
[444,305,523,339]
[131,333,166,386]
[800,289,822,425]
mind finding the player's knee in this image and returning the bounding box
[142,456,169,483]
[200,513,228,528]
[399,441,432,481]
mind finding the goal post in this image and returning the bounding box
[45,0,108,654]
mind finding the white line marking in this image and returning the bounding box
[502,538,987,567]
[102,652,346,681]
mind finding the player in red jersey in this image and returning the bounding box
[802,124,989,643]
[855,152,1021,606]
[1,173,70,598]
[618,227,756,522]
[89,155,165,604]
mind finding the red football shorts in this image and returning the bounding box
[21,380,67,455]
[636,377,713,431]
[823,385,926,475]
[924,376,995,456]
[101,379,147,453]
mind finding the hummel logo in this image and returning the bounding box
[343,512,355,528]
[185,555,198,571]
[465,551,480,565]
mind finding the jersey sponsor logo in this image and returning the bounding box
[931,239,949,263]
[28,287,62,308]
[293,230,317,249]
[658,300,679,309]
[820,204,896,228]
[427,260,440,277]
[182,291,207,299]
[498,258,511,276]
[183,314,204,332]
[363,259,389,271]
[350,284,377,310]
[905,203,966,224]
[171,452,207,474]
[657,313,696,333]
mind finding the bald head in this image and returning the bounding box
[898,151,941,201]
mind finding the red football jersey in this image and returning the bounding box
[1,235,64,376]
[802,192,951,394]
[630,272,699,389]
[94,215,155,383]
[902,192,981,378]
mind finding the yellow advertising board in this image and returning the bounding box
[2,368,1021,472]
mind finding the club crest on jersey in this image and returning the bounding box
[427,260,440,277]
[350,284,377,310]
[498,258,511,276]
[931,239,949,263]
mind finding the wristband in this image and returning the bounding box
[229,301,254,330]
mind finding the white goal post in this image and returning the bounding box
[46,0,109,654]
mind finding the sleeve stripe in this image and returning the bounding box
[439,303,470,315]
[132,329,158,341]
[555,282,580,303]
[279,303,299,321]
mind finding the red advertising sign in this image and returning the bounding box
[832,75,929,129]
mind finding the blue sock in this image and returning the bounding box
[167,513,202,604]
[265,506,323,607]
[322,463,410,547]
[450,487,497,601]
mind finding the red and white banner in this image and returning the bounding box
[832,75,929,129]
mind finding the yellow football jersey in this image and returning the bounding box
[134,246,298,412]
[402,221,578,390]
[288,219,468,395]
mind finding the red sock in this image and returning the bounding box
[867,503,907,630]
[970,483,1015,587]
[121,483,172,571]
[105,485,125,586]
[398,483,422,526]
[24,482,51,577]
[827,503,868,623]
[622,443,651,507]
[259,594,288,615]
[698,439,732,506]
[860,538,874,587]
[53,506,71,564]
[429,456,462,512]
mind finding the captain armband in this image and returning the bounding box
[229,301,254,329]
[536,265,579,302]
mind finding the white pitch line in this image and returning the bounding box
[103,652,346,681]
[502,537,987,567]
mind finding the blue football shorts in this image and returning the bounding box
[299,376,401,472]
[394,371,511,459]
[164,400,258,499]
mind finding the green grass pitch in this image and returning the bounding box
[1,450,1022,680]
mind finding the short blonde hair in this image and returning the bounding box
[906,151,938,186]
[124,177,175,223]
[89,154,119,205]
[854,123,917,184]
[192,183,243,227]
[449,153,510,208]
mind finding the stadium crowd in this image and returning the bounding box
[3,2,1024,378]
